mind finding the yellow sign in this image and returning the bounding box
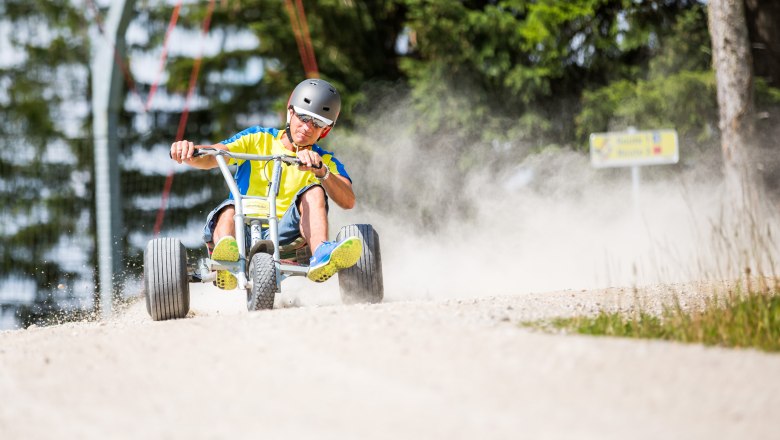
[589,129,679,168]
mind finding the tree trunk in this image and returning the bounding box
[708,0,755,175]
[708,1,776,283]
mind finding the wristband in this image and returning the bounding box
[316,166,330,183]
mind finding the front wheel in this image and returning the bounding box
[247,252,277,311]
[337,224,384,304]
[144,238,190,321]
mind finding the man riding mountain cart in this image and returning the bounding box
[144,79,383,321]
[171,78,361,287]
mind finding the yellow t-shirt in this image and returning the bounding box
[221,127,350,218]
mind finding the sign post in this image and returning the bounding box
[589,128,679,221]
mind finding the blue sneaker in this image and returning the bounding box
[307,237,363,282]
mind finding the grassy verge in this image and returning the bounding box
[532,287,780,352]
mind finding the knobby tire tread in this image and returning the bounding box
[248,252,276,311]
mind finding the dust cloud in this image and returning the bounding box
[329,96,780,302]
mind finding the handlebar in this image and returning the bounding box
[169,147,207,159]
[170,146,322,169]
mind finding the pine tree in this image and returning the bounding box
[0,0,96,326]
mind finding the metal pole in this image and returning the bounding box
[631,165,641,222]
[624,127,642,227]
[92,0,135,319]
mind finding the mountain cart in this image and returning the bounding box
[143,147,383,321]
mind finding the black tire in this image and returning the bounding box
[247,252,277,311]
[144,238,190,321]
[337,224,384,304]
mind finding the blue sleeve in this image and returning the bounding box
[313,144,352,183]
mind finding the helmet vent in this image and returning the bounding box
[304,98,311,104]
[323,106,330,111]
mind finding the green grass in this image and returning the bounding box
[538,288,780,352]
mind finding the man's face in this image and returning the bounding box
[288,108,328,145]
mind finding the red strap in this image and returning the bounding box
[154,0,217,236]
[284,0,319,78]
[145,2,183,112]
[86,0,183,112]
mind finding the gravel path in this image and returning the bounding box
[1,282,778,439]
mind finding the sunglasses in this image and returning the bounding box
[293,110,329,129]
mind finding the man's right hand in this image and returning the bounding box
[171,140,196,164]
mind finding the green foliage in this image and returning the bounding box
[755,79,780,108]
[398,0,711,153]
[152,0,406,135]
[575,71,717,143]
[573,2,717,150]
[551,311,665,338]
[543,288,780,352]
[646,2,711,76]
[401,0,532,138]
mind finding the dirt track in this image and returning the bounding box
[1,281,779,439]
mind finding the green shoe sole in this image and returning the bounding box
[213,236,239,290]
[212,236,239,262]
[216,270,238,290]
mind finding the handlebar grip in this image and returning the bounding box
[299,161,323,169]
[280,156,323,169]
[169,147,203,159]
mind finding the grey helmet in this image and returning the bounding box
[288,79,341,126]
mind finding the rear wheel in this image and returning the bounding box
[247,252,277,311]
[337,224,384,304]
[144,238,190,321]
